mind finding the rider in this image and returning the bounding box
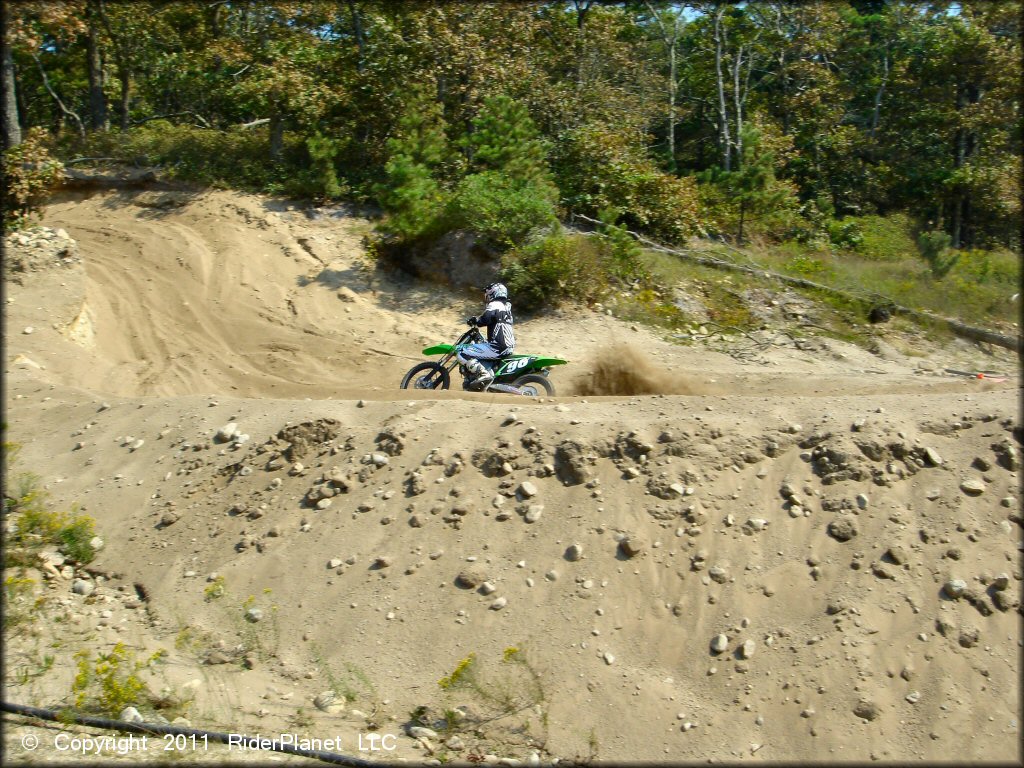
[458,282,515,390]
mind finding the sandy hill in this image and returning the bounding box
[2,188,1020,765]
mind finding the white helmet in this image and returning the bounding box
[484,282,508,302]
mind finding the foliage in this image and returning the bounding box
[312,644,377,704]
[435,646,545,722]
[4,452,97,565]
[4,574,45,634]
[302,133,348,202]
[70,121,301,191]
[598,210,646,282]
[502,232,607,310]
[2,127,63,230]
[375,89,450,241]
[464,94,551,186]
[700,124,799,243]
[203,575,226,602]
[849,213,917,261]
[3,0,1018,281]
[555,123,702,243]
[448,172,557,249]
[71,643,168,717]
[377,155,447,241]
[916,230,960,280]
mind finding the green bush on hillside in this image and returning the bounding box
[555,123,702,244]
[448,172,558,250]
[502,233,606,310]
[2,128,64,230]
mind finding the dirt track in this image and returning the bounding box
[3,188,1020,764]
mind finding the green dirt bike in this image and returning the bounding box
[400,326,567,396]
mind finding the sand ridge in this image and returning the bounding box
[2,188,1020,764]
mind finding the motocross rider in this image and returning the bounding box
[458,282,515,390]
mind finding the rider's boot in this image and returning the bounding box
[465,359,494,391]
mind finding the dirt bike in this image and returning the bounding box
[400,326,567,396]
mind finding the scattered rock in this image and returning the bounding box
[517,481,539,499]
[72,579,94,597]
[853,700,880,721]
[958,628,980,648]
[943,579,967,599]
[710,634,729,654]
[216,423,239,442]
[120,707,145,723]
[886,545,909,565]
[565,543,584,562]
[619,537,643,558]
[739,639,756,659]
[827,516,859,542]
[314,691,346,713]
[959,478,986,495]
[708,565,729,584]
[456,566,488,589]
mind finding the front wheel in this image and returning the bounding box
[401,362,451,391]
[513,373,555,397]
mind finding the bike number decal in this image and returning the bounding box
[502,357,532,374]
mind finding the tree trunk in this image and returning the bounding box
[732,44,744,170]
[118,68,130,131]
[86,0,109,132]
[269,111,284,161]
[1,1,21,149]
[667,38,676,172]
[869,49,888,141]
[348,1,365,73]
[713,7,731,172]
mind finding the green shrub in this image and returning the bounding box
[4,453,97,565]
[448,171,558,249]
[852,213,917,261]
[502,232,606,310]
[952,247,1019,286]
[916,230,959,279]
[599,214,646,282]
[71,643,173,717]
[376,155,448,241]
[785,254,834,279]
[296,133,349,202]
[2,128,64,230]
[827,218,864,250]
[65,121,303,192]
[556,123,703,243]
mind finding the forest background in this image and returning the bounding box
[2,0,1020,323]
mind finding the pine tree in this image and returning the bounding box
[465,95,551,186]
[375,89,449,240]
[724,125,792,243]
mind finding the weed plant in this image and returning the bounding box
[3,443,97,566]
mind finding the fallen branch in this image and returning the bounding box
[131,111,211,128]
[237,117,269,129]
[32,53,85,139]
[60,166,159,188]
[573,212,1022,354]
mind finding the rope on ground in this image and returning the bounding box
[0,701,377,767]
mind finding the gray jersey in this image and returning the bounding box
[476,300,515,356]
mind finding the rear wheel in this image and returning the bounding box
[513,373,555,397]
[401,362,451,390]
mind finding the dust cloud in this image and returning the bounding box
[570,345,698,396]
